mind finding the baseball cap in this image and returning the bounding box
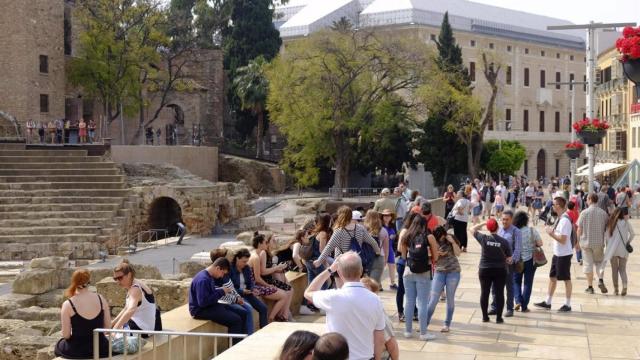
[553,191,566,200]
[352,211,363,221]
[486,218,499,232]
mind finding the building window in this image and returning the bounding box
[633,127,637,148]
[584,56,587,62]
[555,111,560,132]
[556,53,560,59]
[507,45,512,52]
[541,50,545,57]
[540,70,546,88]
[583,112,586,120]
[570,55,574,61]
[39,55,48,73]
[506,66,512,85]
[40,94,49,113]
[430,34,436,41]
[64,8,72,56]
[524,159,528,175]
[569,112,572,131]
[524,109,529,131]
[469,61,476,81]
[489,43,494,49]
[555,72,561,89]
[539,111,545,132]
[506,108,512,131]
[525,48,529,54]
[555,159,560,177]
[569,73,575,90]
[524,68,530,86]
[470,40,476,47]
[583,75,587,92]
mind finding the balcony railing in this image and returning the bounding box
[597,149,626,163]
[631,103,640,114]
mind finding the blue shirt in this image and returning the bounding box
[188,269,225,316]
[498,225,522,261]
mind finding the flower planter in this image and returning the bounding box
[623,59,640,99]
[577,130,606,145]
[565,148,582,159]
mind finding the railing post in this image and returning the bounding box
[93,330,99,360]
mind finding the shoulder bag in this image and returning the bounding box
[616,223,633,254]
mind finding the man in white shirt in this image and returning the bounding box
[495,181,508,203]
[305,251,386,360]
[534,195,574,312]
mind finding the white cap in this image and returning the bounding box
[553,191,566,200]
[352,211,363,221]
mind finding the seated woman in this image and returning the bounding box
[250,232,293,321]
[111,260,161,337]
[55,269,110,359]
[230,248,270,329]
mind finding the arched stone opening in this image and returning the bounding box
[147,197,183,240]
[537,149,546,180]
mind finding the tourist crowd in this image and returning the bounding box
[26,118,96,144]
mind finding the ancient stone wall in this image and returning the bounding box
[219,154,286,194]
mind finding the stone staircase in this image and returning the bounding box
[0,144,132,260]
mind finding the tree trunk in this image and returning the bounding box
[443,166,449,188]
[333,131,350,188]
[466,140,476,180]
[131,92,145,145]
[256,110,264,158]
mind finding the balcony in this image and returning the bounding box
[605,114,628,130]
[631,103,640,114]
[595,78,627,95]
[596,149,626,163]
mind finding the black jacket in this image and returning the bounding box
[481,186,495,203]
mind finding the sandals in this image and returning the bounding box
[440,326,450,333]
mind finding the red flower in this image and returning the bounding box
[573,117,610,133]
[617,26,640,60]
[565,141,584,149]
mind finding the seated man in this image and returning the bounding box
[304,251,386,360]
[188,257,247,344]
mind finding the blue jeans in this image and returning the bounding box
[194,303,245,344]
[403,270,431,335]
[395,260,416,317]
[513,258,537,310]
[305,260,328,290]
[576,249,583,263]
[395,218,404,233]
[229,303,254,335]
[243,294,268,329]
[427,271,460,327]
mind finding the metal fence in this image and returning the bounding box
[328,187,386,198]
[92,328,247,360]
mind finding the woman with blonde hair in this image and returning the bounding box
[364,210,389,284]
[111,260,161,335]
[604,207,635,296]
[55,269,110,359]
[313,206,381,275]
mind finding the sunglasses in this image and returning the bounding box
[113,274,125,281]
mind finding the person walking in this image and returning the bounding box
[451,187,471,252]
[393,187,409,233]
[398,216,439,340]
[481,180,495,220]
[443,185,456,220]
[381,209,398,290]
[535,194,574,312]
[394,213,420,323]
[471,219,512,324]
[426,226,461,334]
[512,211,542,312]
[373,188,397,214]
[604,207,634,296]
[577,193,609,294]
[364,210,388,285]
[489,210,521,318]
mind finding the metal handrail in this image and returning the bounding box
[92,328,248,360]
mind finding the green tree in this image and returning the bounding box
[415,11,470,185]
[267,30,431,187]
[481,140,526,176]
[330,17,353,32]
[234,57,269,158]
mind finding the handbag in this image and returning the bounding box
[616,224,633,254]
[514,259,525,273]
[533,246,547,267]
[298,236,315,260]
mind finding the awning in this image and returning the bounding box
[576,162,627,176]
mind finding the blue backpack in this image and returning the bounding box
[347,226,376,275]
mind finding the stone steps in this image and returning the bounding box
[0,175,124,183]
[0,189,130,198]
[0,241,99,260]
[0,196,125,205]
[0,162,117,169]
[1,225,104,236]
[0,168,120,176]
[0,182,125,190]
[0,210,115,220]
[0,234,97,244]
[0,203,121,212]
[0,155,102,163]
[0,149,88,157]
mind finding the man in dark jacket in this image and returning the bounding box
[481,180,496,220]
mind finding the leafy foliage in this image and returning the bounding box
[481,140,527,176]
[234,57,270,157]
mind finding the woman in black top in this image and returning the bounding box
[471,219,513,324]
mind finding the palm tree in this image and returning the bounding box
[330,16,353,32]
[233,56,269,158]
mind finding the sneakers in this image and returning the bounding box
[403,332,412,339]
[390,284,398,290]
[419,332,437,341]
[614,288,619,296]
[621,288,628,296]
[585,286,595,294]
[534,301,551,309]
[482,317,490,323]
[399,314,405,322]
[496,318,504,324]
[504,310,514,317]
[487,309,497,315]
[514,304,521,311]
[557,305,572,312]
[299,305,315,315]
[440,326,450,333]
[521,308,530,313]
[598,280,608,294]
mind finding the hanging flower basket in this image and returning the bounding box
[577,129,606,145]
[617,26,640,98]
[573,118,609,145]
[623,59,640,99]
[564,141,584,158]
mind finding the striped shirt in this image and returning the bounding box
[577,205,608,248]
[317,224,381,263]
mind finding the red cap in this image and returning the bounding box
[486,218,499,232]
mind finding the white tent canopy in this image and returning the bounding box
[576,162,627,177]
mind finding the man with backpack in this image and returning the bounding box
[535,194,574,312]
[577,193,609,294]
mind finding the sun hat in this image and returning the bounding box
[352,211,363,221]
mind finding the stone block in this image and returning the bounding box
[0,294,38,316]
[0,335,59,360]
[96,279,127,308]
[88,268,114,283]
[29,256,68,270]
[25,321,60,336]
[55,268,74,290]
[145,279,190,311]
[35,344,56,360]
[12,270,57,295]
[134,264,163,280]
[35,290,65,308]
[178,261,205,278]
[163,273,189,281]
[6,307,60,321]
[0,319,27,334]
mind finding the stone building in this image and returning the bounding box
[275,0,590,180]
[0,0,224,146]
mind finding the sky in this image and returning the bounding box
[470,0,640,26]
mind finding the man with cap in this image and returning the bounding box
[535,192,574,312]
[373,188,397,214]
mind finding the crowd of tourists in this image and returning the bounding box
[55,178,636,360]
[25,118,96,144]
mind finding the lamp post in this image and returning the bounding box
[548,21,636,194]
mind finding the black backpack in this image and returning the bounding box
[407,233,430,274]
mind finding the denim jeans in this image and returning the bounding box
[369,255,385,284]
[305,260,328,290]
[243,294,268,329]
[403,269,432,335]
[194,303,245,344]
[396,260,417,318]
[228,303,253,335]
[513,258,536,310]
[576,249,582,263]
[427,271,460,327]
[491,265,514,312]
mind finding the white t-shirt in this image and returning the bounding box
[525,186,535,198]
[553,216,574,256]
[453,198,470,222]
[313,282,386,360]
[496,184,508,200]
[471,189,480,206]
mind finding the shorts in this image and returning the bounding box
[532,199,543,209]
[472,205,482,216]
[582,247,604,274]
[495,204,504,212]
[549,254,572,281]
[525,197,533,207]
